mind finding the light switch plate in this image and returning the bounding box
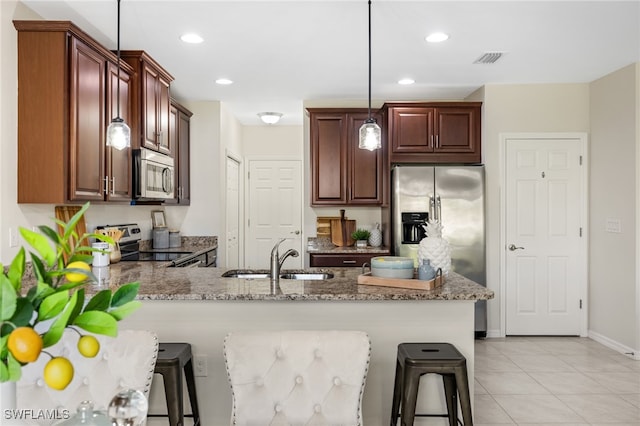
[194,355,208,377]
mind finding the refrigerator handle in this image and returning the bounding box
[436,195,442,222]
[429,195,435,221]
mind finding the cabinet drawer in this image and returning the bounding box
[309,253,377,267]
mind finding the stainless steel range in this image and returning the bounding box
[95,224,216,267]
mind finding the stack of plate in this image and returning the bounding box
[370,256,414,279]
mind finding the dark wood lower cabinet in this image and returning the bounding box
[310,253,379,268]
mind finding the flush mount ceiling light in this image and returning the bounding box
[106,0,130,151]
[358,0,381,151]
[180,33,204,44]
[398,78,415,85]
[426,32,449,43]
[215,78,233,85]
[258,112,283,125]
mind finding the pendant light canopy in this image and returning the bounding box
[106,0,130,151]
[358,0,381,151]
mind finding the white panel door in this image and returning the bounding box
[226,156,240,268]
[505,138,584,335]
[246,160,302,269]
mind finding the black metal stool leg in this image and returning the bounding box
[443,374,458,426]
[390,359,403,426]
[455,364,473,426]
[160,364,185,426]
[400,368,421,426]
[184,358,201,426]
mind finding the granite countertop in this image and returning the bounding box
[87,263,494,302]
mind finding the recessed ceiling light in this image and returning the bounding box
[426,32,449,43]
[398,78,415,85]
[180,33,203,44]
[215,78,233,85]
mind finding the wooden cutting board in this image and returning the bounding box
[55,205,87,249]
[330,209,355,247]
[357,272,443,290]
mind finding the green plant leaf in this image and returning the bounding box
[67,254,94,265]
[0,277,17,322]
[7,247,25,291]
[7,352,23,381]
[0,334,8,357]
[42,290,78,348]
[67,289,84,324]
[29,255,49,285]
[61,202,90,247]
[37,289,69,321]
[111,282,140,308]
[0,359,8,382]
[84,290,112,312]
[38,225,61,246]
[8,298,34,328]
[73,311,117,336]
[20,228,56,267]
[109,301,142,321]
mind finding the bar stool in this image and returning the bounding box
[390,342,472,426]
[149,343,201,426]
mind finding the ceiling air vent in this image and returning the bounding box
[473,52,504,64]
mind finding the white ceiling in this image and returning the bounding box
[20,1,640,126]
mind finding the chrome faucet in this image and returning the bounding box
[270,238,299,282]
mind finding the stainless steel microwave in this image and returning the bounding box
[133,148,174,200]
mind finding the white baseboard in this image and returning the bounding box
[588,329,640,360]
[485,329,503,338]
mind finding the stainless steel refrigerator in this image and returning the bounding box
[391,165,486,338]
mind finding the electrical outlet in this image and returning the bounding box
[9,228,18,248]
[194,355,208,377]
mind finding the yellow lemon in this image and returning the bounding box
[77,335,100,358]
[65,261,91,283]
[44,357,74,390]
[7,327,43,363]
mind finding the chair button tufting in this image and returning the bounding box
[295,375,303,384]
[274,404,282,413]
[276,349,284,359]
[83,377,90,385]
[333,377,342,386]
[256,378,264,387]
[102,352,109,360]
[314,404,322,413]
[36,378,44,387]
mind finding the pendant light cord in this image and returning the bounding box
[367,0,372,121]
[116,0,121,119]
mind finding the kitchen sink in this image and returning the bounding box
[279,272,334,280]
[221,270,334,280]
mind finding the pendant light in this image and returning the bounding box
[106,0,130,151]
[358,0,381,151]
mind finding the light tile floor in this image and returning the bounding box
[475,337,640,426]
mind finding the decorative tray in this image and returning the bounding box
[357,272,443,290]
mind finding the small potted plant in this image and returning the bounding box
[351,229,371,248]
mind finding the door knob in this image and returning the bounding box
[508,244,524,251]
[291,230,300,235]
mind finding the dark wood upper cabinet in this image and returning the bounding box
[14,20,133,204]
[169,99,193,205]
[121,51,174,155]
[308,109,383,206]
[385,102,482,164]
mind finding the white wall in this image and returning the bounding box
[589,64,638,350]
[480,84,591,336]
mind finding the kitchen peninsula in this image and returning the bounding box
[105,263,493,425]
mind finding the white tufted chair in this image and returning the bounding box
[224,330,371,426]
[17,329,158,425]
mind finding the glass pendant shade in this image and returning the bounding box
[359,118,382,151]
[106,117,130,151]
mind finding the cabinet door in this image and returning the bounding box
[434,107,479,155]
[177,109,191,204]
[141,64,159,150]
[348,112,383,204]
[106,61,132,201]
[309,253,376,267]
[69,37,105,201]
[310,112,347,205]
[391,107,434,153]
[157,75,171,155]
